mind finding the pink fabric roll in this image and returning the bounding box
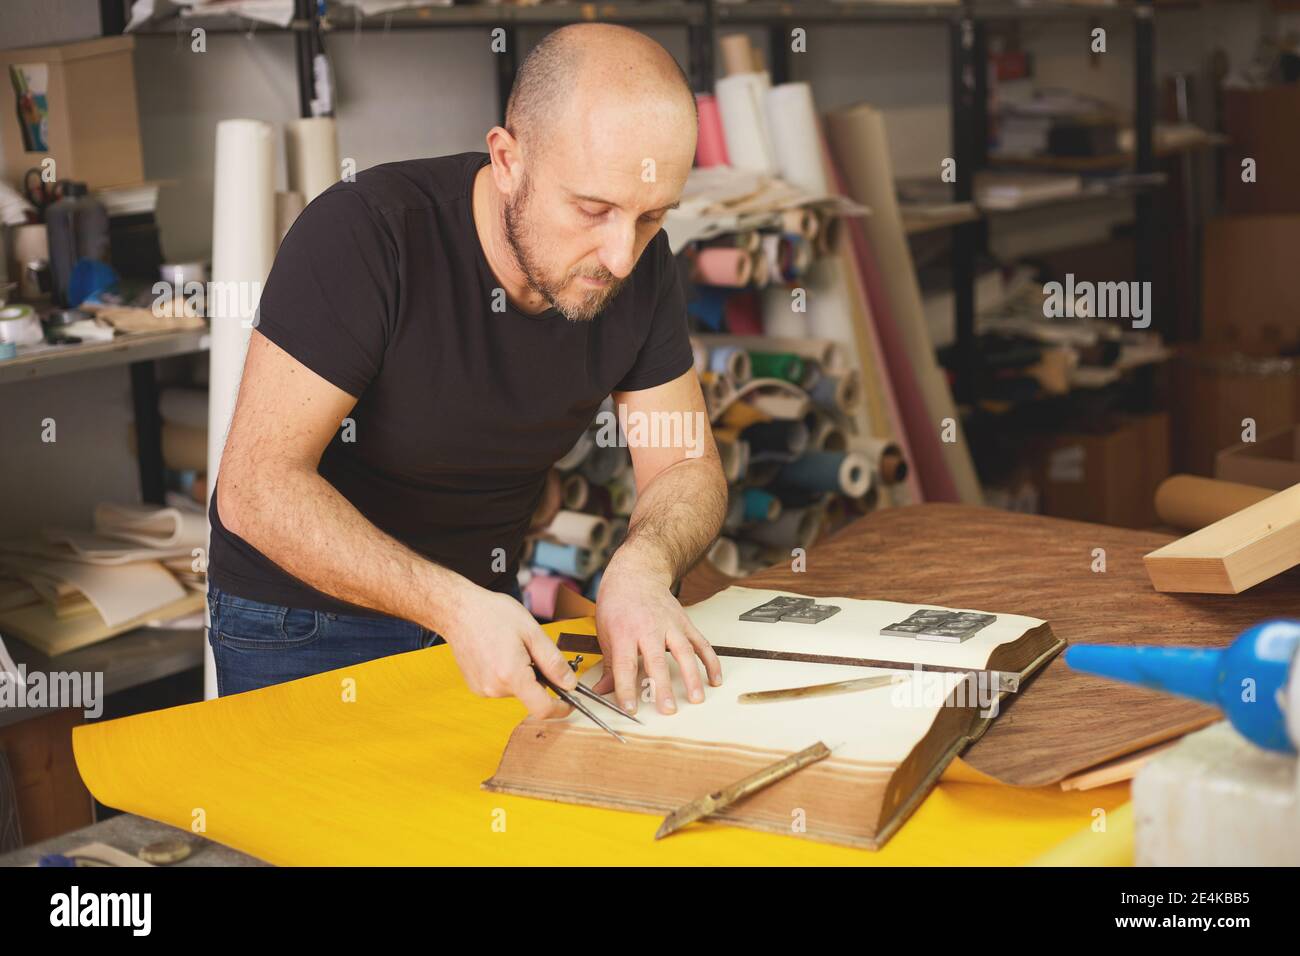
[523,572,581,621]
[692,246,753,287]
[695,93,730,168]
[724,290,763,335]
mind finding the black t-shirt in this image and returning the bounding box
[208,151,693,615]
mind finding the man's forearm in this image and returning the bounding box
[218,464,474,631]
[610,457,727,585]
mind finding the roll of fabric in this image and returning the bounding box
[722,492,746,533]
[813,209,841,256]
[746,506,823,551]
[580,445,627,485]
[285,117,339,203]
[697,370,731,415]
[742,419,809,459]
[561,472,589,510]
[764,82,831,195]
[748,351,805,383]
[693,334,846,373]
[708,345,751,382]
[715,437,749,483]
[208,119,276,523]
[687,286,729,331]
[532,541,599,579]
[608,478,636,517]
[607,517,630,550]
[808,369,862,413]
[694,93,730,168]
[720,400,770,432]
[547,510,611,550]
[807,416,847,452]
[715,72,778,177]
[742,487,782,523]
[583,483,613,518]
[786,232,813,278]
[761,285,810,339]
[749,248,770,289]
[523,573,581,620]
[692,246,753,287]
[861,436,909,487]
[778,450,873,498]
[781,207,818,239]
[723,290,763,335]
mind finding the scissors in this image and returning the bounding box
[531,655,642,743]
[23,167,59,218]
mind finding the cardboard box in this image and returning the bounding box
[0,36,144,192]
[1216,425,1300,491]
[1202,216,1300,353]
[1035,412,1170,529]
[1171,348,1300,476]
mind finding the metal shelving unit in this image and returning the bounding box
[128,0,1183,404]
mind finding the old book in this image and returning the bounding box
[485,586,1062,850]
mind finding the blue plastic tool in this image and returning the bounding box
[1065,620,1300,754]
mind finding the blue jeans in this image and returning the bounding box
[207,586,449,697]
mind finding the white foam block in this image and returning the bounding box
[1134,721,1299,866]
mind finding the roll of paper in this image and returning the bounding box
[206,117,276,700]
[715,72,778,177]
[285,117,339,204]
[695,93,730,168]
[523,573,580,620]
[547,510,611,550]
[765,83,830,195]
[719,33,756,76]
[715,437,749,483]
[808,370,862,413]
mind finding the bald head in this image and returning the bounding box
[505,23,697,165]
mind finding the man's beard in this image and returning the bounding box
[502,171,626,322]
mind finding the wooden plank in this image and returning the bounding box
[673,504,1288,787]
[1143,482,1300,593]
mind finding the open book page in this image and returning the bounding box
[682,586,1045,671]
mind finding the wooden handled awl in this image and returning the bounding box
[654,741,832,840]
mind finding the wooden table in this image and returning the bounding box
[681,504,1287,786]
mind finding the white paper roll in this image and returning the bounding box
[206,118,276,700]
[547,510,611,550]
[715,73,778,176]
[707,537,741,576]
[765,83,830,196]
[285,117,340,204]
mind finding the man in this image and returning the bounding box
[208,24,727,720]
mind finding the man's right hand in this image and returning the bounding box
[442,587,577,720]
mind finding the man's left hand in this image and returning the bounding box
[591,553,722,715]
